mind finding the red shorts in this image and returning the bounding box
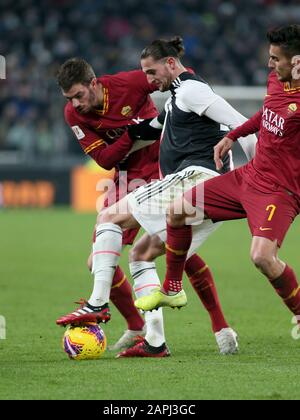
[184,167,299,247]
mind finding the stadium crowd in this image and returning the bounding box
[0,0,300,159]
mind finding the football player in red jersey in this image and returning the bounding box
[55,57,237,357]
[55,58,161,350]
[146,25,300,332]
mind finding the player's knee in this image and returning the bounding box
[167,212,186,227]
[129,247,154,263]
[251,249,273,275]
[167,201,186,227]
[97,208,113,224]
[167,212,185,227]
[129,239,163,263]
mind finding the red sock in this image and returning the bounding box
[185,254,228,333]
[163,224,192,293]
[110,266,145,331]
[269,265,300,322]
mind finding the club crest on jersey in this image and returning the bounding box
[71,125,85,140]
[121,106,133,117]
[288,103,298,113]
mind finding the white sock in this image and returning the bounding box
[89,223,122,307]
[130,261,166,347]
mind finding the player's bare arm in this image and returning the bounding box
[214,108,264,171]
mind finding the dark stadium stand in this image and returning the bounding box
[0,0,299,160]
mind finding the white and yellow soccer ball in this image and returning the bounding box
[63,323,107,360]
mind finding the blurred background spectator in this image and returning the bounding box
[0,0,300,164]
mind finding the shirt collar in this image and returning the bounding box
[170,71,193,92]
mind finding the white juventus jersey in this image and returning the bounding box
[157,71,257,177]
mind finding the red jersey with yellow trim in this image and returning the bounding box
[242,71,300,200]
[64,70,160,182]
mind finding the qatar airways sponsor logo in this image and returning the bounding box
[100,118,145,141]
[105,127,125,140]
[262,107,285,137]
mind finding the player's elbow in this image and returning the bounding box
[95,159,114,171]
[90,151,116,171]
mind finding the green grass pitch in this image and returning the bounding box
[0,208,299,400]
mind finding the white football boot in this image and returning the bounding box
[215,328,239,355]
[108,327,146,352]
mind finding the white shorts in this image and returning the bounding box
[127,166,222,257]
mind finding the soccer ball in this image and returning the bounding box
[62,323,107,361]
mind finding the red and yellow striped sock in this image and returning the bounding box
[270,265,300,323]
[163,224,192,293]
[110,266,145,331]
[185,254,229,333]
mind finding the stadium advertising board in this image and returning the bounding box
[0,168,70,208]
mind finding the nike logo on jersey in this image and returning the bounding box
[259,227,273,231]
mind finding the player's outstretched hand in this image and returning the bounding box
[214,137,234,171]
[127,118,161,141]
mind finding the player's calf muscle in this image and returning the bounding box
[129,235,165,262]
